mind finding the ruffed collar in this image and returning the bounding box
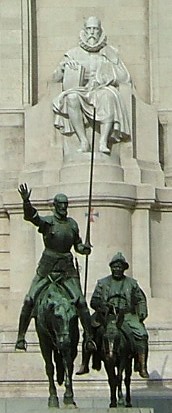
[79,28,107,52]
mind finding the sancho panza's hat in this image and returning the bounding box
[109,252,129,270]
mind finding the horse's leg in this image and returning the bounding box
[62,352,76,407]
[104,360,118,408]
[62,319,79,407]
[54,349,64,385]
[124,358,132,407]
[37,328,59,408]
[117,366,125,407]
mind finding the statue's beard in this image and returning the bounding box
[87,36,98,45]
[79,28,107,52]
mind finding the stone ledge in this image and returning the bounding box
[0,111,24,127]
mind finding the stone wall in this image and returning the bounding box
[36,0,150,102]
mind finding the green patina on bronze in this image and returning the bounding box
[15,183,95,351]
[77,252,149,382]
[35,277,79,407]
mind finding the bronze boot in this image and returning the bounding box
[76,346,91,375]
[15,298,33,351]
[77,304,97,352]
[138,353,149,378]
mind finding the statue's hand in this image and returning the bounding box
[139,313,145,322]
[97,303,110,315]
[66,59,80,70]
[18,183,32,201]
[82,243,91,256]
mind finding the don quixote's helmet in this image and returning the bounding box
[53,193,68,206]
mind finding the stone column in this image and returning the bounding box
[159,111,172,186]
[134,92,164,187]
[131,205,152,297]
[9,212,36,293]
[150,190,172,298]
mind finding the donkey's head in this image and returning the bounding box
[102,313,122,362]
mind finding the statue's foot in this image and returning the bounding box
[99,144,110,154]
[139,369,149,379]
[15,338,27,351]
[76,364,89,375]
[78,146,90,153]
[77,140,90,152]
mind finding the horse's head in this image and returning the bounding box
[38,283,77,352]
[48,293,77,349]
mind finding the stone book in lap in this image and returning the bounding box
[63,64,85,91]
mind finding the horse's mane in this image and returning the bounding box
[34,281,77,325]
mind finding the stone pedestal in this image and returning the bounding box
[0,1,172,404]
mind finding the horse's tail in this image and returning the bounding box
[54,350,65,385]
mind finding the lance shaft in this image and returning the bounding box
[84,107,96,297]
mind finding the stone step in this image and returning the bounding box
[1,326,172,347]
[0,328,172,388]
[11,409,154,413]
[0,387,172,412]
[0,398,155,413]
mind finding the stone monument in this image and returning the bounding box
[52,16,131,154]
[0,2,172,408]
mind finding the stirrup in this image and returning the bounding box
[85,339,97,352]
[15,338,27,352]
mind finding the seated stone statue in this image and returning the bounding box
[15,183,96,353]
[77,252,149,379]
[53,16,131,154]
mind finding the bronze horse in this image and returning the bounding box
[91,308,133,408]
[34,280,79,408]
